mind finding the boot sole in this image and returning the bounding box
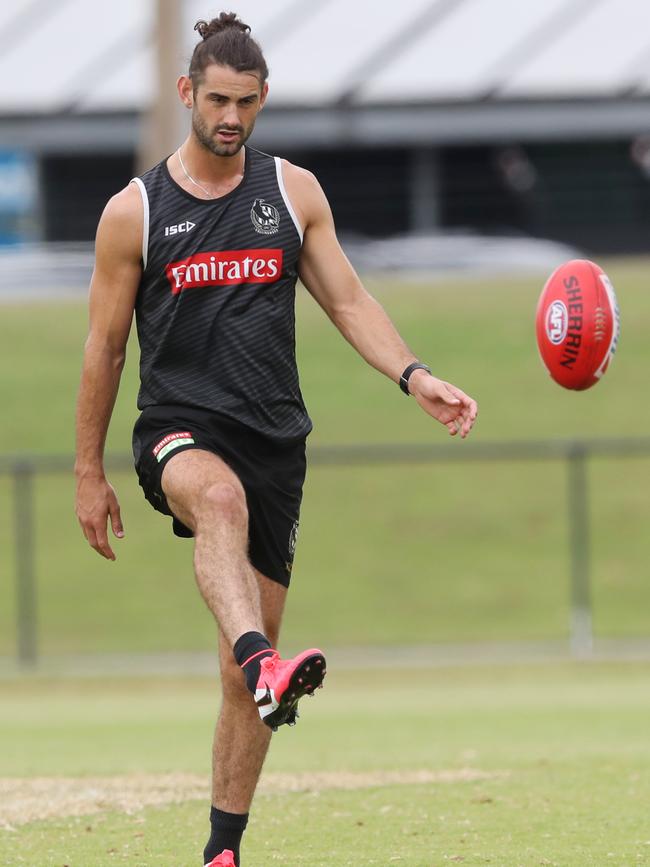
[263,652,326,731]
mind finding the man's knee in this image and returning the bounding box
[198,479,248,531]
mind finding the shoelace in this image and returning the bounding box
[260,652,280,672]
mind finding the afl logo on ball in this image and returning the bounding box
[546,300,568,345]
[251,198,280,235]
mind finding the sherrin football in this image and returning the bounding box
[535,259,620,391]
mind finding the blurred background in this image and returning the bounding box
[1,0,650,674]
[4,0,650,257]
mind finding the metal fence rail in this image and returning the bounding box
[3,437,650,667]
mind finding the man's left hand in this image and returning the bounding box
[408,369,478,439]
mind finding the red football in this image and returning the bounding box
[535,259,620,390]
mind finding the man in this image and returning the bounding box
[75,12,478,867]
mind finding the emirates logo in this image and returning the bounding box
[251,198,280,235]
[165,249,283,294]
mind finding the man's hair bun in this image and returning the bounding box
[189,10,268,86]
[194,12,251,40]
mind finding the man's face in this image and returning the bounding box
[190,64,268,157]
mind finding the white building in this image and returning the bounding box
[1,0,649,248]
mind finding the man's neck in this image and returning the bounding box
[180,137,245,183]
[171,138,246,200]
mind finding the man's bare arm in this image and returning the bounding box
[284,162,478,438]
[75,183,142,559]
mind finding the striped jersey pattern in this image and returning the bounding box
[131,147,312,442]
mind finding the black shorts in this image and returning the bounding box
[132,405,306,587]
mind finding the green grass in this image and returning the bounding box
[0,262,650,656]
[3,266,649,864]
[2,663,650,865]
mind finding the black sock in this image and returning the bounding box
[233,631,274,694]
[203,807,248,866]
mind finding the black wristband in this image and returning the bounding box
[399,362,431,395]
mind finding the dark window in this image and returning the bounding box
[42,154,134,242]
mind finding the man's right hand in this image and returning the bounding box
[75,475,124,561]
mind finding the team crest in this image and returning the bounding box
[251,198,280,235]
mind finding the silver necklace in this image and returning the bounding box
[177,148,215,199]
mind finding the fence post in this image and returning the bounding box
[566,444,593,658]
[13,460,37,667]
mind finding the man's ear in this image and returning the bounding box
[177,75,194,109]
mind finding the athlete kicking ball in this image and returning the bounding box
[74,13,477,866]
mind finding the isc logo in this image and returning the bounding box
[164,220,196,237]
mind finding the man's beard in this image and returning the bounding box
[192,108,253,157]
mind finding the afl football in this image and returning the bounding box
[535,259,620,390]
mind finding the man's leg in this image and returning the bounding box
[200,573,285,864]
[212,570,286,812]
[160,448,323,864]
[162,449,264,646]
[162,451,274,866]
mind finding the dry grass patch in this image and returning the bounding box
[0,768,507,829]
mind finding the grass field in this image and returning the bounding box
[2,263,650,865]
[1,261,650,656]
[2,662,650,865]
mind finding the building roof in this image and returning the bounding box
[2,0,650,113]
[0,0,153,113]
[1,0,649,150]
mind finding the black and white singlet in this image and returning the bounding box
[131,147,312,442]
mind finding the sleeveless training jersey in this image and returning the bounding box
[131,147,312,442]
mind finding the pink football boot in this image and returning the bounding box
[254,649,326,731]
[204,850,235,867]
